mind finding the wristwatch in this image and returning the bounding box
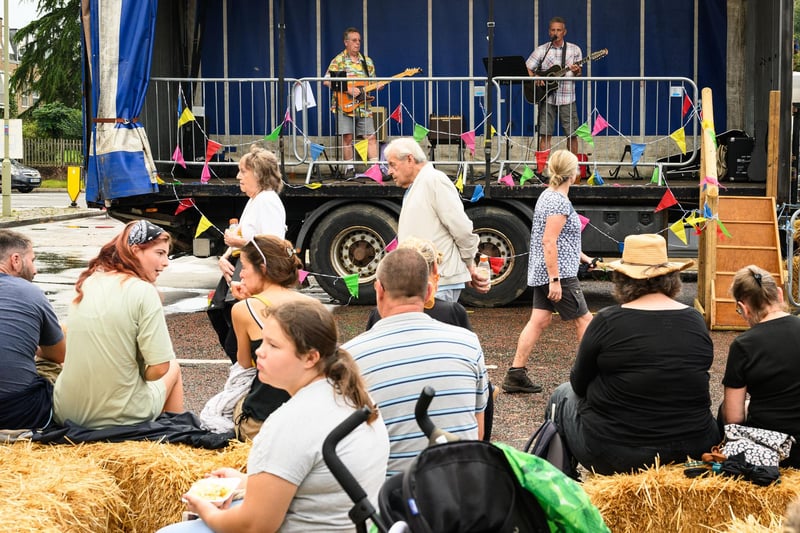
[550,277,560,282]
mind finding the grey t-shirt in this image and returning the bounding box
[248,379,389,532]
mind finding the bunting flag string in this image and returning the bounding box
[519,166,536,186]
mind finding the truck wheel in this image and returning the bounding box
[461,206,531,308]
[309,204,398,304]
[16,186,34,193]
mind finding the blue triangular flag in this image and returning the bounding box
[470,185,484,203]
[618,241,625,253]
[177,94,183,117]
[704,203,713,218]
[630,143,646,167]
[310,142,325,161]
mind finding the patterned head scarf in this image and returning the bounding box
[128,220,166,246]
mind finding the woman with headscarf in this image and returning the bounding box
[54,220,184,428]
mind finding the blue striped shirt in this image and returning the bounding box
[343,312,489,475]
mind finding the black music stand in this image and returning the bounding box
[482,56,529,167]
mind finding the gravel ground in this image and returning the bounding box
[169,277,739,450]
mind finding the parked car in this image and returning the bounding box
[0,160,42,193]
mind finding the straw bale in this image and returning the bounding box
[71,439,250,533]
[0,441,126,532]
[716,512,782,532]
[583,464,800,533]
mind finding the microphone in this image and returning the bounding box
[550,34,558,42]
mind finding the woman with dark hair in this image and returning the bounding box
[721,264,800,467]
[547,233,719,474]
[53,220,184,429]
[160,299,389,532]
[201,235,314,440]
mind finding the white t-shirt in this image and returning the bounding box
[239,190,286,241]
[248,379,389,532]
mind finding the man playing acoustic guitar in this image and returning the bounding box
[324,27,380,174]
[526,17,583,154]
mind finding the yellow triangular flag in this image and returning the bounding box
[177,108,196,128]
[454,172,464,193]
[354,139,369,161]
[304,182,322,190]
[669,219,688,245]
[156,176,166,185]
[194,215,213,238]
[669,127,687,155]
[489,125,497,137]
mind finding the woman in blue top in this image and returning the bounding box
[503,150,595,394]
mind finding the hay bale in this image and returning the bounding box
[582,464,800,533]
[718,513,782,532]
[74,440,250,533]
[0,441,126,532]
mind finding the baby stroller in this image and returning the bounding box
[323,386,552,533]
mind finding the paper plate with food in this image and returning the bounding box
[185,476,241,504]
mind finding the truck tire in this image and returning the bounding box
[308,204,398,304]
[460,205,531,308]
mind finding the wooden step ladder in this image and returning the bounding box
[708,196,784,330]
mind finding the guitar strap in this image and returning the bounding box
[561,42,567,68]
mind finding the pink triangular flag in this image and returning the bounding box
[284,108,293,123]
[460,131,476,156]
[578,214,590,232]
[200,164,211,183]
[172,145,187,169]
[385,237,398,252]
[498,174,515,186]
[205,140,222,164]
[361,164,384,184]
[298,269,309,283]
[591,114,609,136]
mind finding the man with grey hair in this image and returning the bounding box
[384,137,489,302]
[344,247,489,476]
[0,229,65,430]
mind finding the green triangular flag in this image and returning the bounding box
[519,166,535,186]
[413,123,430,142]
[264,124,282,141]
[650,166,660,184]
[343,273,360,299]
[716,219,732,238]
[573,122,594,146]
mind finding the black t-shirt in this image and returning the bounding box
[723,315,800,467]
[571,305,716,445]
[365,299,472,331]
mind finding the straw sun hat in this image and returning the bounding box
[605,234,693,279]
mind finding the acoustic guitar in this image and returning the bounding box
[336,67,422,114]
[523,49,608,105]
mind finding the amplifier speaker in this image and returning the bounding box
[372,106,387,143]
[724,136,754,182]
[429,115,463,145]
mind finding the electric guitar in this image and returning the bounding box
[336,67,422,114]
[523,49,608,104]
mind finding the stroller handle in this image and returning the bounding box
[414,386,437,438]
[322,406,372,504]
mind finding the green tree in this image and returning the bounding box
[10,0,81,110]
[31,102,82,138]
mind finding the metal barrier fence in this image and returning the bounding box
[141,74,700,182]
[22,138,83,166]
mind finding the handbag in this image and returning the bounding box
[721,424,795,467]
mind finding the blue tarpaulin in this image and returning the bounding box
[83,0,159,202]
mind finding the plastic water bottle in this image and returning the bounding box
[476,254,492,282]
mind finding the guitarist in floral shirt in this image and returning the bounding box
[324,27,379,172]
[526,17,583,154]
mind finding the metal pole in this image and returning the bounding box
[2,1,12,217]
[482,0,494,197]
[277,0,286,177]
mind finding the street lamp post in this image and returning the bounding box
[2,0,11,217]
